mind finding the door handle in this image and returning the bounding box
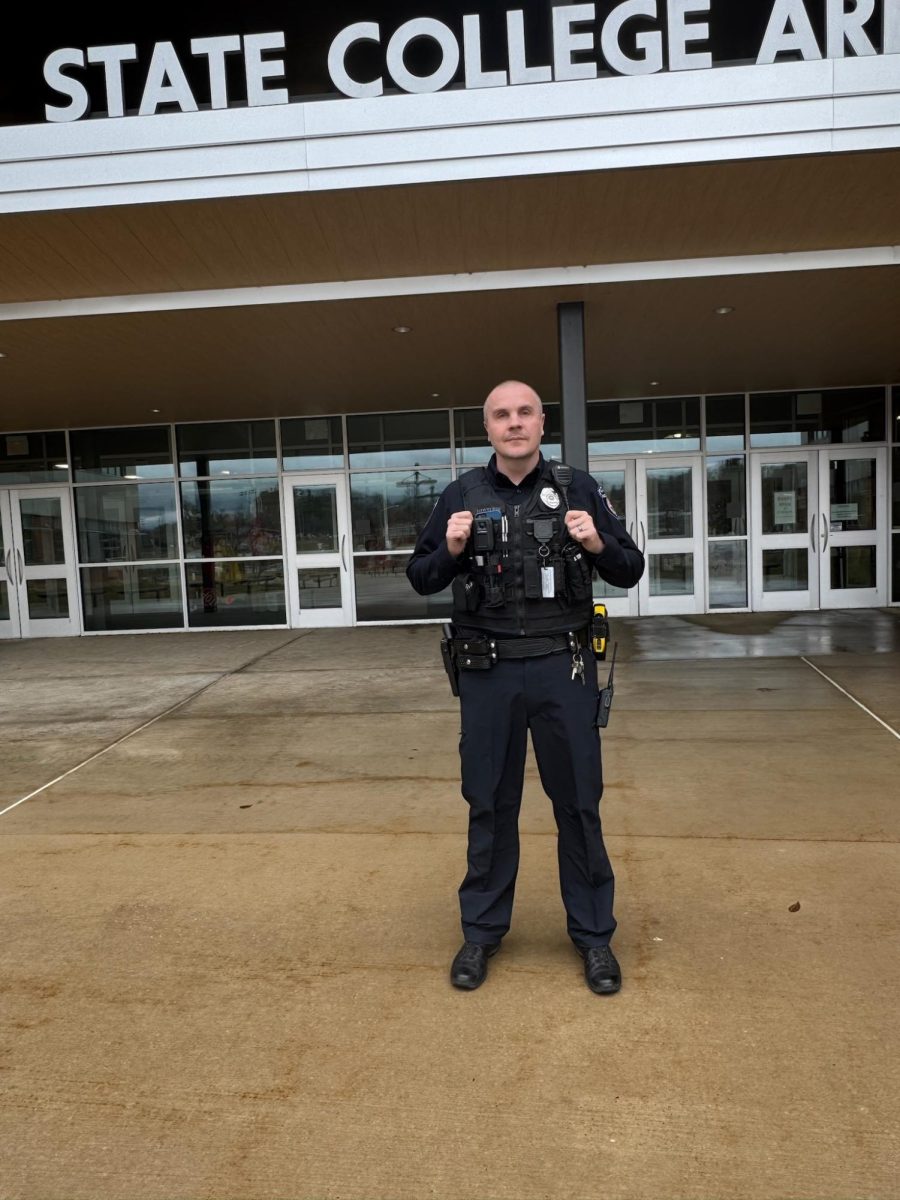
[809,513,816,552]
[821,513,829,552]
[16,549,24,584]
[639,520,646,555]
[340,533,347,572]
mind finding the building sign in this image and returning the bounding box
[0,0,898,126]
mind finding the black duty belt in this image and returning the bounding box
[451,631,587,670]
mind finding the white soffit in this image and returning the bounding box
[0,245,898,323]
[0,57,899,211]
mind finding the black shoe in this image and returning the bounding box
[579,945,621,995]
[450,941,500,990]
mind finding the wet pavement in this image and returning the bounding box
[1,611,899,1200]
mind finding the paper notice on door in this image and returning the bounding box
[5,435,28,456]
[773,491,797,526]
[831,503,858,522]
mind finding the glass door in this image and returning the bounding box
[751,452,818,611]
[0,493,22,638]
[818,448,887,609]
[636,456,705,615]
[282,474,354,627]
[1,487,80,637]
[590,459,638,617]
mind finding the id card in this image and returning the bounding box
[541,566,555,598]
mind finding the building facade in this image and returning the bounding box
[1,2,899,637]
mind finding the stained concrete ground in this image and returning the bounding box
[1,610,899,1200]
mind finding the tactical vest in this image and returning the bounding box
[452,461,594,636]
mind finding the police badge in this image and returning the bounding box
[540,487,560,510]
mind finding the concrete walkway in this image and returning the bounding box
[1,612,899,1200]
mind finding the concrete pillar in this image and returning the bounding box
[557,301,588,471]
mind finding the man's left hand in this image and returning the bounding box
[565,510,605,555]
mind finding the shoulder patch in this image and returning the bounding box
[598,486,617,518]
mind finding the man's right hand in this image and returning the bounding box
[446,510,474,557]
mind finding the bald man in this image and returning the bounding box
[407,382,644,994]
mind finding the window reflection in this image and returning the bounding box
[0,431,68,484]
[589,398,700,455]
[761,463,808,535]
[177,421,277,477]
[706,395,745,452]
[76,483,179,563]
[354,555,452,621]
[181,479,282,558]
[282,417,344,471]
[71,426,173,481]
[707,457,746,536]
[348,411,450,468]
[750,388,885,448]
[20,498,65,566]
[185,561,285,626]
[350,469,452,551]
[708,541,747,608]
[81,566,183,631]
[828,458,875,531]
[647,468,693,539]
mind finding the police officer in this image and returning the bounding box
[407,380,644,994]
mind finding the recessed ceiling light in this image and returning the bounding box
[650,381,660,387]
[431,392,440,398]
[673,432,683,439]
[715,306,735,315]
[393,325,412,334]
[0,352,6,358]
[54,463,68,470]
[151,408,161,414]
[124,474,140,480]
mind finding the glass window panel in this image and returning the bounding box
[705,395,745,452]
[185,561,286,627]
[762,549,809,592]
[354,555,452,621]
[707,457,746,536]
[761,463,808,535]
[708,541,747,608]
[350,469,452,552]
[19,498,65,565]
[649,553,694,596]
[454,405,561,466]
[589,398,700,455]
[26,578,69,619]
[75,483,179,563]
[0,431,68,483]
[893,387,899,443]
[293,485,338,554]
[750,388,885,448]
[830,546,876,590]
[893,449,900,529]
[647,467,693,538]
[177,421,277,477]
[0,580,10,621]
[281,417,344,471]
[81,566,184,632]
[828,458,876,531]
[893,533,900,603]
[71,426,173,482]
[348,411,450,468]
[181,479,282,558]
[298,567,342,610]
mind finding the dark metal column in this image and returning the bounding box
[557,301,588,471]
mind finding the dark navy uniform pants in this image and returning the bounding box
[457,650,616,950]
